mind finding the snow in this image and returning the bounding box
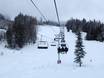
[0,25,104,78]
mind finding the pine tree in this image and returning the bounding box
[74,31,86,67]
[6,13,37,49]
[13,13,25,48]
[12,13,37,48]
[6,28,13,48]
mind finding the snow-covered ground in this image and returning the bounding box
[0,25,104,78]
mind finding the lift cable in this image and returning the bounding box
[30,0,47,21]
[54,0,64,40]
[30,0,59,36]
[54,0,61,26]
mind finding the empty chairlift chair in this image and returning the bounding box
[51,41,56,46]
[37,41,48,49]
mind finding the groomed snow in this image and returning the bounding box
[0,25,104,78]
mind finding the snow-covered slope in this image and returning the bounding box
[0,25,104,78]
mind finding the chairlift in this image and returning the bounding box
[37,41,48,49]
[57,41,68,54]
[57,46,68,54]
[51,41,56,46]
[54,34,61,41]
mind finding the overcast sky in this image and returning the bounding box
[0,0,104,21]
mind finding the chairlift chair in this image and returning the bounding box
[37,41,48,49]
[51,41,56,46]
[54,34,61,41]
[57,41,68,54]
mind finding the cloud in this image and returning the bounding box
[0,0,104,21]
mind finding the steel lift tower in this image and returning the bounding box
[54,0,68,64]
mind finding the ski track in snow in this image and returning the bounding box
[0,25,104,78]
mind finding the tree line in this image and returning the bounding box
[65,18,104,42]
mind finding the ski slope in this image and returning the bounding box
[0,25,104,78]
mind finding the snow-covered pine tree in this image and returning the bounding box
[74,30,86,67]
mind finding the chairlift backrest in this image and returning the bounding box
[37,41,48,49]
[61,44,66,47]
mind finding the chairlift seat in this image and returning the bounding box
[51,42,56,46]
[61,44,66,47]
[38,41,48,49]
